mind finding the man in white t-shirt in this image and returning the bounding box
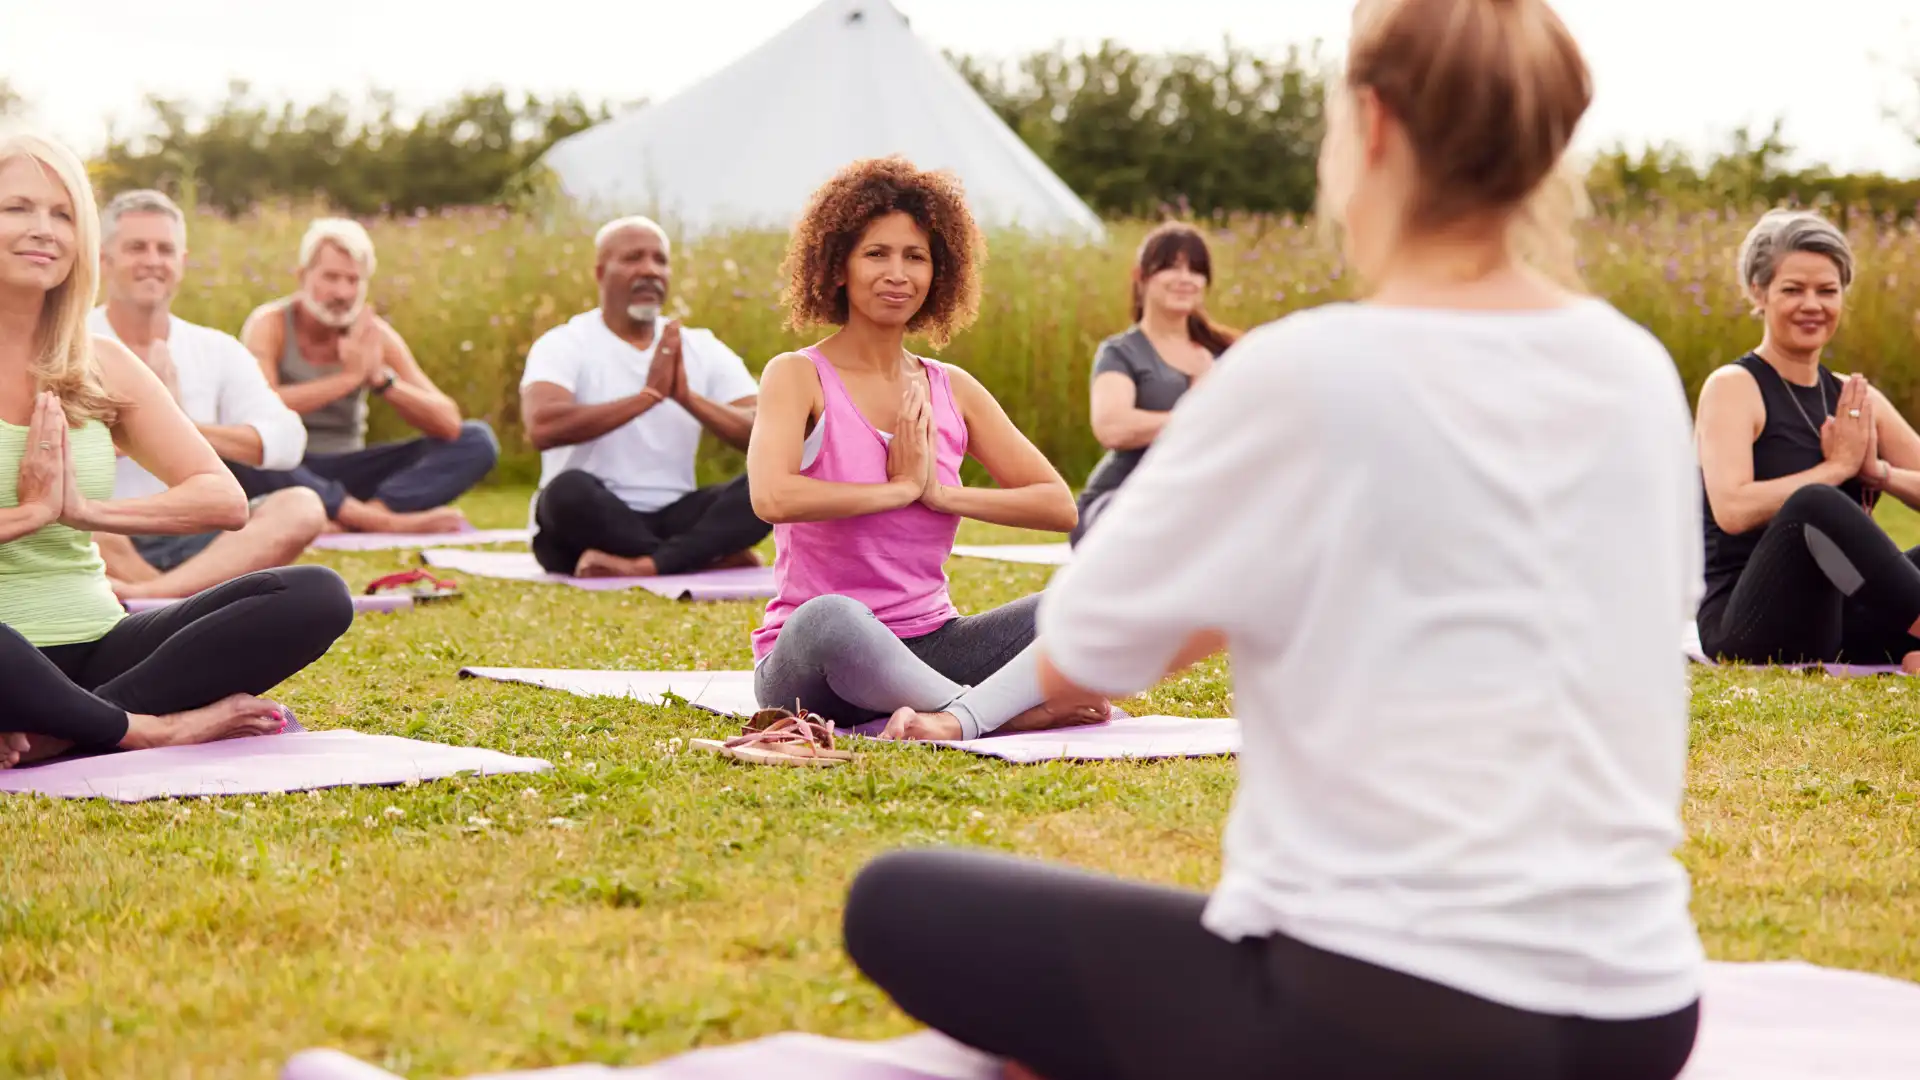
[87,190,326,600]
[519,217,768,577]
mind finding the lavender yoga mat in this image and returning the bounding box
[279,960,1920,1079]
[313,527,531,552]
[949,543,1071,567]
[421,549,775,601]
[0,731,549,802]
[1683,621,1908,676]
[124,594,414,615]
[457,668,1229,762]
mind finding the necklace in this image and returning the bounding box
[1779,371,1829,438]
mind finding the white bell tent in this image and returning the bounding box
[540,0,1105,239]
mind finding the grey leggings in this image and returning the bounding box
[753,593,1043,738]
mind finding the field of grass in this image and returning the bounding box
[1,489,1918,1078]
[157,203,1920,487]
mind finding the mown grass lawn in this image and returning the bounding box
[2,488,1917,1079]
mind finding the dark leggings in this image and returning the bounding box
[846,849,1701,1080]
[532,469,771,576]
[1702,484,1920,664]
[2,566,354,746]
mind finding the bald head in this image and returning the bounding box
[594,215,670,258]
[594,216,673,332]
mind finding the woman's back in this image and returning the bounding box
[1049,298,1704,1017]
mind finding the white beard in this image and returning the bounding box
[301,292,363,330]
[626,301,662,324]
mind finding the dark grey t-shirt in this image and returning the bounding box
[1078,328,1205,507]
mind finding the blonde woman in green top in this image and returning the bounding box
[0,130,354,769]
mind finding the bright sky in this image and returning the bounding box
[4,0,1919,176]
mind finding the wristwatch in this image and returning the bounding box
[372,370,397,396]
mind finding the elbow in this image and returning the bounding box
[1089,421,1129,452]
[206,474,250,531]
[526,426,559,452]
[750,489,795,526]
[1041,482,1078,534]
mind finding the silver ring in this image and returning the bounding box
[1850,409,1862,418]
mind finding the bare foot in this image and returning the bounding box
[709,548,763,570]
[999,697,1113,733]
[1903,651,1920,675]
[382,506,470,534]
[573,550,658,578]
[120,695,288,750]
[880,708,964,741]
[1,732,28,768]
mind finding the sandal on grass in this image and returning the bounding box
[365,569,461,601]
[692,712,856,767]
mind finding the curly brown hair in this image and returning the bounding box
[779,156,984,349]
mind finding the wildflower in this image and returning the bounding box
[468,816,493,828]
[383,806,405,819]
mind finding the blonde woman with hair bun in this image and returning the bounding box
[840,2,1704,1077]
[0,128,352,769]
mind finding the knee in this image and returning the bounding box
[259,488,328,545]
[456,420,500,465]
[1781,483,1863,527]
[783,594,878,659]
[539,470,601,528]
[276,565,355,639]
[844,849,948,978]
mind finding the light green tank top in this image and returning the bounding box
[0,417,124,646]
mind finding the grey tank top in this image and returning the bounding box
[1078,328,1206,505]
[280,305,367,454]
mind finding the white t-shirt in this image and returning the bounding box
[88,307,309,500]
[520,311,759,514]
[1038,300,1704,1020]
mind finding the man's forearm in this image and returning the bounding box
[381,379,463,441]
[684,394,755,451]
[279,371,366,415]
[198,423,266,466]
[526,392,663,450]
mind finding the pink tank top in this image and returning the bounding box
[751,347,968,661]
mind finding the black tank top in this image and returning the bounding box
[1699,353,1865,626]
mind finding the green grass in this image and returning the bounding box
[1,488,1917,1078]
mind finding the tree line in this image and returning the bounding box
[4,50,1920,220]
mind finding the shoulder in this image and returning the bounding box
[931,359,987,397]
[240,298,292,343]
[89,334,145,387]
[369,312,409,350]
[1093,328,1146,367]
[761,349,821,385]
[1698,359,1763,408]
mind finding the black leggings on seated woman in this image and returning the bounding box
[845,849,1700,1080]
[1701,484,1920,664]
[1,565,354,746]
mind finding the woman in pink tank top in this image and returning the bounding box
[744,157,1109,741]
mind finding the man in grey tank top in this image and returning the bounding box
[233,218,499,534]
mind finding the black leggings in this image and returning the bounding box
[2,566,354,746]
[1702,484,1920,664]
[532,469,771,576]
[845,850,1700,1080]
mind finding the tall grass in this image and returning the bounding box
[168,204,1920,485]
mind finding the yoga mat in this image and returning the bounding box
[123,594,414,615]
[1683,621,1908,676]
[0,731,549,802]
[422,549,775,601]
[457,668,1222,762]
[949,543,1071,566]
[279,960,1920,1079]
[313,527,531,552]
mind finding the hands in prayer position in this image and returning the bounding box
[14,392,98,534]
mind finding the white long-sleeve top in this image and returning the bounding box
[1038,299,1705,1020]
[89,308,308,499]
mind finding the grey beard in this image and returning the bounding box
[626,302,662,324]
[301,293,361,330]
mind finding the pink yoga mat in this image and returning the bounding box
[279,960,1920,1079]
[458,668,1215,762]
[124,594,414,615]
[0,730,549,802]
[421,549,774,601]
[313,528,531,552]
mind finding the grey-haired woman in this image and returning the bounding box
[1695,209,1920,667]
